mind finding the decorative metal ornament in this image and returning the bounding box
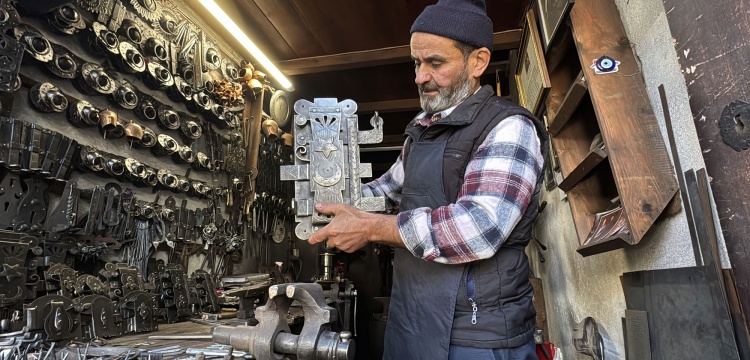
[46,44,78,79]
[116,42,146,73]
[119,19,143,44]
[76,0,110,14]
[123,121,144,142]
[136,97,158,122]
[222,59,239,81]
[204,46,221,70]
[189,91,211,113]
[144,36,168,61]
[89,22,119,56]
[172,145,195,164]
[136,126,157,148]
[157,105,181,130]
[67,100,100,127]
[159,9,178,36]
[47,4,86,35]
[77,63,117,95]
[0,0,20,31]
[143,61,173,89]
[270,90,291,127]
[167,76,193,102]
[152,134,179,156]
[103,155,126,177]
[130,0,162,22]
[16,26,54,63]
[124,158,146,183]
[29,83,68,113]
[180,118,202,140]
[0,33,23,92]
[98,109,118,132]
[80,146,105,172]
[281,98,385,239]
[193,152,214,172]
[111,81,139,109]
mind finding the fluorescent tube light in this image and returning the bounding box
[198,0,294,91]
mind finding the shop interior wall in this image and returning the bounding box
[528,0,724,358]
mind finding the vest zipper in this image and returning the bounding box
[466,265,477,325]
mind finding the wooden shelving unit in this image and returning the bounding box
[540,0,678,256]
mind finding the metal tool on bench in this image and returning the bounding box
[213,283,354,360]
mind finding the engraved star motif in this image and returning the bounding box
[314,142,338,158]
[0,264,24,281]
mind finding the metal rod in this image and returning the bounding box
[147,335,213,340]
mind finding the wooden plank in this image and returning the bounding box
[557,147,607,192]
[548,71,587,135]
[664,0,750,335]
[551,96,600,180]
[278,30,522,75]
[566,162,620,246]
[357,99,421,114]
[570,0,678,243]
[252,0,327,58]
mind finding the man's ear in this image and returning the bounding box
[469,47,491,78]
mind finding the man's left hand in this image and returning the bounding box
[308,203,403,252]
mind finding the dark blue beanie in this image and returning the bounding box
[410,0,494,52]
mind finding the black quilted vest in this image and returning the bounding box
[383,85,549,360]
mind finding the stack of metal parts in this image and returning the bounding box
[0,117,77,182]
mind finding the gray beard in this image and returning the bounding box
[418,66,476,114]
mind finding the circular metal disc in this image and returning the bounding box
[269,90,290,127]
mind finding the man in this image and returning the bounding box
[308,0,549,359]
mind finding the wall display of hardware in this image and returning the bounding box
[0,0,326,357]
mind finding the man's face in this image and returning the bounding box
[410,32,476,113]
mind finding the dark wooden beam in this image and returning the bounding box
[279,29,522,75]
[357,99,421,114]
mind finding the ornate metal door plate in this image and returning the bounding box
[281,98,385,239]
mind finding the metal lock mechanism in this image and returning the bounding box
[152,134,180,156]
[116,42,146,74]
[157,169,180,191]
[143,61,174,90]
[15,25,53,63]
[103,155,126,178]
[47,4,85,35]
[76,63,117,95]
[172,145,195,164]
[88,22,119,56]
[79,146,105,172]
[281,99,385,239]
[157,105,181,130]
[180,118,203,140]
[47,44,78,79]
[124,158,147,183]
[136,97,158,122]
[189,91,212,113]
[144,37,168,62]
[167,76,193,103]
[135,126,157,149]
[67,100,100,127]
[111,81,139,109]
[29,82,68,113]
[118,19,143,45]
[193,152,215,172]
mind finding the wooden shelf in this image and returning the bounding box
[577,232,633,257]
[557,146,607,192]
[547,71,587,135]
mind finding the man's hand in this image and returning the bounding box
[308,203,404,252]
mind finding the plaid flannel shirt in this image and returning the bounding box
[362,114,543,264]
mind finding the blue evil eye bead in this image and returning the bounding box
[595,56,617,72]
